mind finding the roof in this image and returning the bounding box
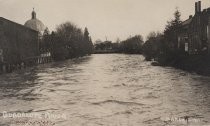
[0,17,38,33]
[24,18,46,33]
[181,18,192,26]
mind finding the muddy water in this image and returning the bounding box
[0,54,210,126]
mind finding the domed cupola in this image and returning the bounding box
[24,8,46,35]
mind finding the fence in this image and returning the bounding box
[0,55,52,74]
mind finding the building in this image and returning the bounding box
[24,9,51,57]
[178,1,210,54]
[24,8,46,35]
[0,17,39,72]
[177,16,192,52]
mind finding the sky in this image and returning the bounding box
[0,0,210,42]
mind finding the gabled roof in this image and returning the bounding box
[181,18,192,26]
[0,17,38,33]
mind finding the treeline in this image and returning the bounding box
[94,8,183,62]
[94,8,189,66]
[94,35,144,54]
[40,22,94,61]
[120,35,144,54]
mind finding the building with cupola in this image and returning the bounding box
[24,9,50,57]
[0,9,49,72]
[24,8,46,36]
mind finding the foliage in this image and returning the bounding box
[44,22,93,61]
[41,27,51,53]
[143,31,163,61]
[142,8,183,64]
[164,8,182,50]
[94,35,144,54]
[119,35,144,54]
[94,41,112,50]
[83,27,94,54]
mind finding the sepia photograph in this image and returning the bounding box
[1,0,210,125]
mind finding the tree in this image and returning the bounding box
[83,27,94,54]
[43,27,50,36]
[115,38,121,43]
[146,31,157,41]
[164,8,182,50]
[84,27,89,42]
[120,35,144,54]
[41,27,51,53]
[56,22,84,58]
[143,31,163,60]
[50,22,93,61]
[50,31,68,61]
[173,7,182,26]
[151,8,183,64]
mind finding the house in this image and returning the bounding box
[178,1,210,54]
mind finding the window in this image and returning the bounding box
[178,36,181,48]
[185,43,189,52]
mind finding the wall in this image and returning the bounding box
[208,17,210,52]
[0,17,38,65]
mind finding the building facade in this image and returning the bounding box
[0,17,39,72]
[178,1,210,54]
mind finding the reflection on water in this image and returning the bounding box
[0,54,210,126]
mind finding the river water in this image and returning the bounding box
[0,54,210,126]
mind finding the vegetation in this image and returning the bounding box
[142,32,163,60]
[41,27,52,53]
[42,22,93,61]
[94,35,144,54]
[93,8,182,59]
[142,8,183,64]
[119,35,144,54]
[93,8,184,63]
[94,41,113,51]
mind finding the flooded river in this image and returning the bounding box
[0,54,210,126]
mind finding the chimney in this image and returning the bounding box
[198,1,201,12]
[195,2,198,13]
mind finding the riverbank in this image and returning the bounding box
[0,54,92,74]
[93,50,144,55]
[151,54,210,76]
[0,55,52,74]
[93,50,119,54]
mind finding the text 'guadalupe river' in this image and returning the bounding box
[0,54,210,126]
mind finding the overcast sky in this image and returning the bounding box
[0,0,210,42]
